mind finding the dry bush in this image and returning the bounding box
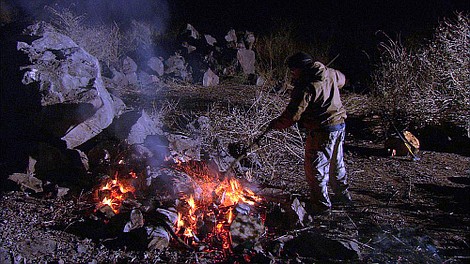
[201,90,306,191]
[255,23,330,88]
[371,12,469,132]
[370,33,429,124]
[121,20,165,56]
[46,7,163,68]
[46,7,122,67]
[153,87,306,191]
[424,12,469,126]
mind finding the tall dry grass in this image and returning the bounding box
[371,12,469,133]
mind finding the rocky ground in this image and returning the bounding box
[1,85,469,263]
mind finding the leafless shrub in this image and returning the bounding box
[121,20,163,54]
[46,7,122,66]
[370,33,429,124]
[424,12,469,124]
[201,90,306,190]
[153,86,306,190]
[371,12,469,132]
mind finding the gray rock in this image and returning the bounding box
[291,197,312,226]
[165,54,191,81]
[8,157,42,193]
[156,208,178,226]
[147,226,170,251]
[124,209,144,232]
[186,24,200,39]
[18,22,118,149]
[122,56,138,74]
[204,34,217,46]
[127,110,163,145]
[225,29,237,43]
[230,214,265,249]
[147,57,164,76]
[202,68,219,87]
[237,48,256,75]
[244,31,255,50]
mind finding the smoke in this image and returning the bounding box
[10,0,169,31]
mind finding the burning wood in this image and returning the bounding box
[91,154,265,258]
[95,170,138,215]
[169,159,264,255]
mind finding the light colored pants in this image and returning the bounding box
[305,126,348,208]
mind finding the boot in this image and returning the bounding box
[331,190,353,206]
[309,189,331,215]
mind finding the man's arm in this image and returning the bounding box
[269,86,312,130]
[334,69,346,89]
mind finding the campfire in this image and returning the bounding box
[171,160,263,256]
[95,170,137,214]
[93,157,264,258]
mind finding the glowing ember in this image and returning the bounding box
[96,171,136,214]
[172,160,263,255]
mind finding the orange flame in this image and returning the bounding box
[96,171,136,214]
[172,161,262,254]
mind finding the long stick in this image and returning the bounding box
[326,54,340,67]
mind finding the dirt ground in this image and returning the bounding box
[1,84,469,263]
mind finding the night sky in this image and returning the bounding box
[7,0,469,39]
[169,0,469,38]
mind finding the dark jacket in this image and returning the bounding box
[271,61,347,131]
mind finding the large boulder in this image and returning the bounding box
[17,22,123,149]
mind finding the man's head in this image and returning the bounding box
[287,52,314,69]
[286,52,314,80]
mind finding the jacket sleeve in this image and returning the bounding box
[335,69,346,89]
[269,86,311,130]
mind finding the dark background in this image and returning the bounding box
[168,0,468,85]
[170,0,468,37]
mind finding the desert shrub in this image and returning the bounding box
[371,12,469,133]
[424,12,469,123]
[201,90,306,191]
[121,20,164,56]
[46,7,163,68]
[255,22,330,88]
[46,7,122,67]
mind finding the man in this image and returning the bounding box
[268,51,352,214]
